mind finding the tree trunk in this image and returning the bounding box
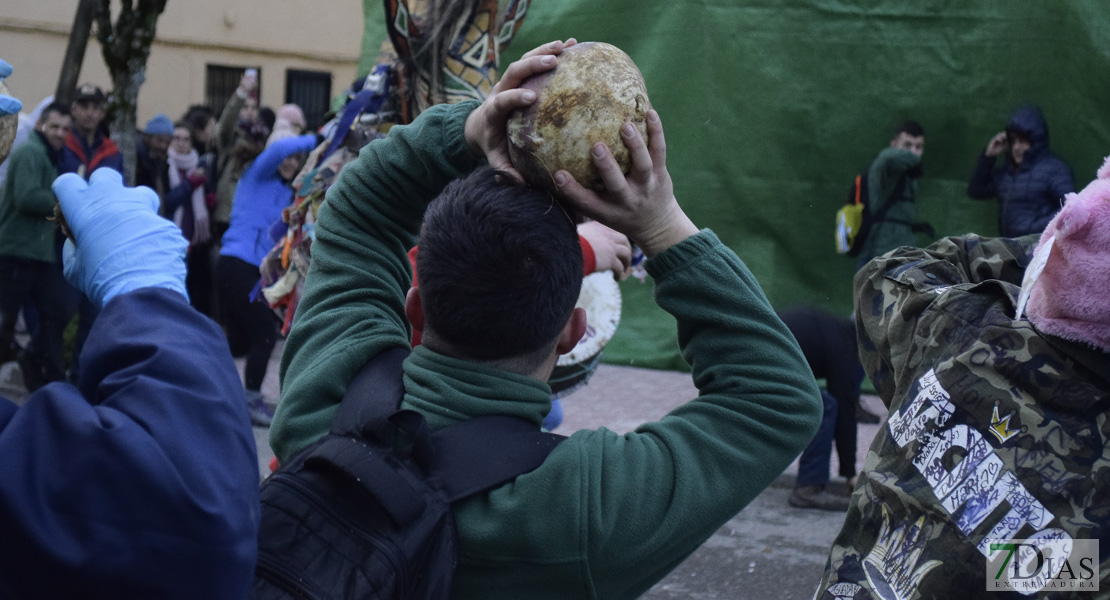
[56,0,99,105]
[95,0,168,186]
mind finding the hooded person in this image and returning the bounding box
[817,155,1110,599]
[967,105,1076,237]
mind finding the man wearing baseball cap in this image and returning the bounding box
[60,83,121,179]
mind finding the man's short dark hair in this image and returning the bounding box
[39,102,71,123]
[417,167,583,364]
[896,120,925,138]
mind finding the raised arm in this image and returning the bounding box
[554,108,821,596]
[967,133,1005,199]
[213,73,254,154]
[868,147,920,207]
[0,169,258,598]
[246,133,316,179]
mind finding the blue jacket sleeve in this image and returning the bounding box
[0,288,259,600]
[249,134,317,178]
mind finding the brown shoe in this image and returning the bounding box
[789,485,850,511]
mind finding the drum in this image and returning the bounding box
[548,272,622,399]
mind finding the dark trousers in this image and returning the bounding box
[796,390,860,488]
[0,256,69,382]
[796,391,837,488]
[216,255,277,391]
[186,241,215,318]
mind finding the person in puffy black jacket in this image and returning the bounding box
[967,105,1074,237]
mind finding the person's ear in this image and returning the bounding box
[404,286,424,332]
[556,307,587,354]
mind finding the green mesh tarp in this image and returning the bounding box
[361,1,1110,371]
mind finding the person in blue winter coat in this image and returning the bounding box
[966,105,1074,237]
[217,130,316,426]
[0,168,260,600]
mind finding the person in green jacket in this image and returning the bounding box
[271,39,822,599]
[855,120,932,268]
[0,102,72,389]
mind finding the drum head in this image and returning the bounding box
[549,272,622,398]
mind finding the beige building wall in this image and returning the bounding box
[1,0,363,127]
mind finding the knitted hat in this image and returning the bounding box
[1025,155,1110,352]
[276,103,306,132]
[144,113,174,136]
[265,127,297,149]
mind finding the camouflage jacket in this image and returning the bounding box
[817,234,1110,599]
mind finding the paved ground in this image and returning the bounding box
[1,339,885,598]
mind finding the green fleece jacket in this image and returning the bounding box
[272,100,821,599]
[857,147,922,263]
[0,132,60,263]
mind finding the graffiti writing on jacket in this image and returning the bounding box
[886,369,1073,594]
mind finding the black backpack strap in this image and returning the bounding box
[431,416,565,502]
[330,346,411,437]
[326,346,564,504]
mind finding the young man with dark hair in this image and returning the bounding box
[0,102,73,389]
[855,120,928,267]
[271,39,821,598]
[415,166,584,369]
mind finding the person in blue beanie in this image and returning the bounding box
[136,113,174,212]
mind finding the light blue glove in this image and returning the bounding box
[0,59,22,116]
[53,168,189,307]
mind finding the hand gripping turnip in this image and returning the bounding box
[507,42,651,192]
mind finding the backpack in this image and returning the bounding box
[253,347,564,599]
[834,173,909,256]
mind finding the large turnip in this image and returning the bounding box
[507,42,651,192]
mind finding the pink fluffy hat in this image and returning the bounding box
[1022,155,1110,352]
